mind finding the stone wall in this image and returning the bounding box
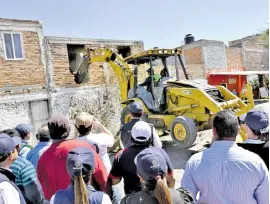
[229,35,269,71]
[202,41,227,69]
[244,42,269,71]
[0,101,31,130]
[51,85,122,138]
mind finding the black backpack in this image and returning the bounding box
[176,187,195,204]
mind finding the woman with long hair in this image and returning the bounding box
[121,147,194,204]
[50,147,112,204]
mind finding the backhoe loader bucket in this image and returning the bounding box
[69,52,90,84]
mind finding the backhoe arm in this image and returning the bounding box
[83,48,134,102]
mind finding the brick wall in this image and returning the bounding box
[50,43,77,87]
[182,46,205,79]
[49,41,143,88]
[0,31,46,91]
[49,43,119,87]
[226,47,243,68]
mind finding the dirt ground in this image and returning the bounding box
[109,129,213,197]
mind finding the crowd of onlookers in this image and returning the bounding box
[0,101,268,204]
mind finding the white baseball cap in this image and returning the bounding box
[131,121,151,142]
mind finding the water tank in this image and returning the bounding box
[185,34,195,45]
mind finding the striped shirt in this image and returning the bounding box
[181,141,269,204]
[10,156,42,203]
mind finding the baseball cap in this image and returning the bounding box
[1,129,22,147]
[0,134,16,160]
[243,110,269,133]
[75,112,94,128]
[240,102,269,122]
[131,121,151,142]
[129,102,143,114]
[12,136,22,147]
[135,147,167,180]
[66,147,95,177]
[15,124,32,138]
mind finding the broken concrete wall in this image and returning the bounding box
[51,85,122,138]
[0,18,143,146]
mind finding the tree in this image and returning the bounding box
[260,28,269,47]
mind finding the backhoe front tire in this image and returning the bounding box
[170,116,197,149]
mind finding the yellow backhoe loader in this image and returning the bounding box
[72,48,254,148]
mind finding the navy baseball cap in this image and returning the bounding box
[15,124,32,138]
[129,102,143,114]
[1,129,22,147]
[0,134,16,159]
[66,147,95,177]
[12,136,22,147]
[244,110,269,133]
[135,147,167,181]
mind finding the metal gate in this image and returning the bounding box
[29,100,50,145]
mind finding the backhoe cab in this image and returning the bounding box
[72,48,254,148]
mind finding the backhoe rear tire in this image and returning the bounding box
[170,116,197,149]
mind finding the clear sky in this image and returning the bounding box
[1,0,269,49]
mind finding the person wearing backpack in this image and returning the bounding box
[50,147,111,204]
[15,124,33,159]
[109,122,175,198]
[0,134,26,204]
[121,147,194,204]
[120,102,162,149]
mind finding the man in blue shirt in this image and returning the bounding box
[15,124,33,158]
[181,110,269,204]
[27,125,51,169]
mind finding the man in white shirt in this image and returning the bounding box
[75,113,122,204]
[0,134,26,204]
[75,112,114,173]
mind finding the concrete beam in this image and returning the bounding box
[45,36,143,46]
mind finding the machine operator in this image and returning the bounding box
[139,68,161,92]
